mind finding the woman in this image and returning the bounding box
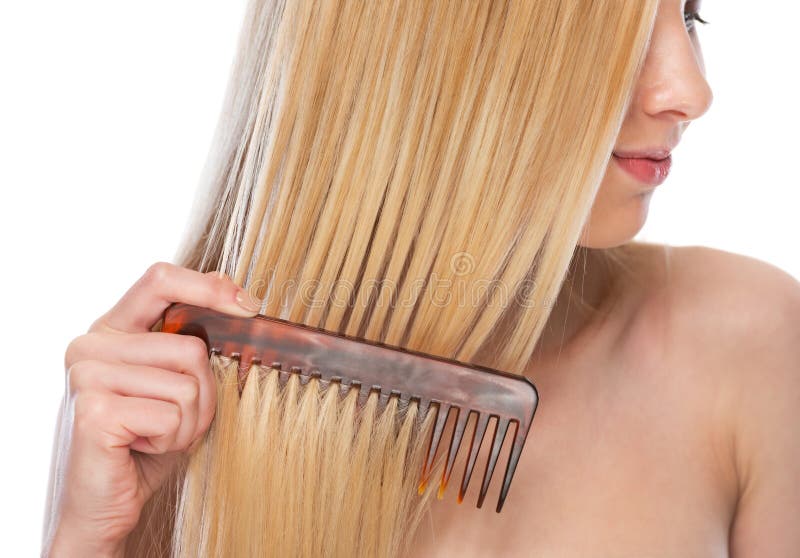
[414,3,800,555]
[43,0,799,556]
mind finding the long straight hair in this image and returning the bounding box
[126,0,658,556]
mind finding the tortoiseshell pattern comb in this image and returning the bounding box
[160,302,539,512]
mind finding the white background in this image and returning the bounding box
[1,1,797,553]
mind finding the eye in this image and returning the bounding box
[684,0,710,33]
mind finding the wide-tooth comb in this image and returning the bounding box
[160,302,539,512]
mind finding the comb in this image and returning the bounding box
[160,302,539,512]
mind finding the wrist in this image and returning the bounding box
[46,522,126,558]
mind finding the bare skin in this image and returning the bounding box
[413,242,800,557]
[413,0,800,554]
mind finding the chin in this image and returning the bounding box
[578,191,652,249]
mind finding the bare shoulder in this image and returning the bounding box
[661,243,799,385]
[607,241,800,404]
[671,244,797,352]
[615,241,800,359]
[667,243,799,312]
[619,242,800,554]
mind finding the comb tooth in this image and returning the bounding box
[418,402,451,494]
[378,389,391,409]
[458,411,489,504]
[477,417,510,509]
[417,398,431,422]
[496,421,523,513]
[356,384,371,407]
[438,407,469,499]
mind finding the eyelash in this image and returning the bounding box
[684,9,710,32]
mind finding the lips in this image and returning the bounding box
[612,151,672,187]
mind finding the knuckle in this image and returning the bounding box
[66,360,97,394]
[63,335,87,370]
[86,315,111,334]
[177,376,200,404]
[181,335,210,368]
[142,261,173,288]
[72,391,110,432]
[64,332,101,369]
[182,333,208,354]
[164,404,182,432]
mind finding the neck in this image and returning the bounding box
[472,245,629,375]
[528,246,622,366]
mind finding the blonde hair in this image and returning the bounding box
[126,0,658,555]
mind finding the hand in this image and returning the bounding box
[43,263,261,556]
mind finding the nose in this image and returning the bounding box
[638,18,714,123]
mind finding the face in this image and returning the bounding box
[578,0,713,249]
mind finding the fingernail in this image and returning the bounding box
[235,288,262,312]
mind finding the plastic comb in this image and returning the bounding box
[160,302,539,512]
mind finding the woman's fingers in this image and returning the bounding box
[64,331,216,439]
[50,261,263,550]
[89,262,262,335]
[68,361,201,452]
[72,391,182,456]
